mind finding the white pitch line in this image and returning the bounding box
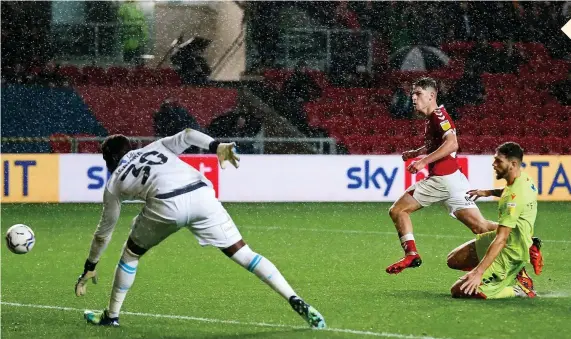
[0,301,453,339]
[241,226,571,244]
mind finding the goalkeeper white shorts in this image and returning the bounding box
[405,170,478,216]
[130,184,242,250]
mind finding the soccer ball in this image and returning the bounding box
[5,224,35,254]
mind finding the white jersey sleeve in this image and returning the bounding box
[87,188,122,263]
[160,129,215,155]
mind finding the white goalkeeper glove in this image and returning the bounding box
[216,142,240,169]
[75,260,98,297]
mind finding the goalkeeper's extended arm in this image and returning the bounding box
[75,189,121,296]
[161,129,240,169]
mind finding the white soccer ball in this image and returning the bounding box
[5,224,35,254]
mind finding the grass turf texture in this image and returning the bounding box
[2,202,570,339]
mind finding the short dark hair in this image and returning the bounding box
[413,77,438,92]
[101,134,132,172]
[497,142,524,163]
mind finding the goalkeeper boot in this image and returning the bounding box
[84,309,119,326]
[515,267,537,298]
[386,253,422,274]
[288,296,326,329]
[529,237,543,275]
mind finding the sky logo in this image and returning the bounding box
[346,160,398,196]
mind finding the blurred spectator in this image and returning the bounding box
[465,36,497,75]
[171,37,212,85]
[335,1,360,30]
[449,66,486,107]
[207,109,262,154]
[389,18,412,53]
[390,81,413,119]
[246,2,282,70]
[550,72,571,106]
[282,61,322,104]
[1,64,31,85]
[153,98,202,153]
[118,0,149,65]
[36,60,69,88]
[542,3,570,59]
[437,80,459,119]
[491,40,527,73]
[448,2,476,41]
[280,61,321,135]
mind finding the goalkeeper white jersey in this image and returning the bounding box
[106,133,211,202]
[93,131,215,239]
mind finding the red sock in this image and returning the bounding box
[402,240,417,255]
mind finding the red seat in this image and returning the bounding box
[479,117,503,137]
[479,136,501,153]
[498,118,525,137]
[107,67,130,85]
[75,134,101,153]
[129,67,160,86]
[263,69,293,90]
[391,119,415,137]
[58,65,83,85]
[481,73,518,90]
[159,68,181,86]
[359,105,390,119]
[440,41,474,58]
[544,120,570,138]
[343,135,369,154]
[542,136,564,154]
[515,42,549,62]
[412,119,426,136]
[457,119,481,136]
[458,136,483,154]
[519,136,543,154]
[50,133,72,153]
[83,66,108,85]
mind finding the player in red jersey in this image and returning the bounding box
[386,77,499,274]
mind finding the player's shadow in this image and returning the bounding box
[376,289,450,300]
[183,328,312,339]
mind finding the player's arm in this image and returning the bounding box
[460,225,512,295]
[75,188,121,297]
[474,225,512,273]
[461,199,521,295]
[421,132,458,165]
[467,187,505,200]
[160,128,240,169]
[402,145,427,161]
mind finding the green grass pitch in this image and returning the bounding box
[2,202,570,339]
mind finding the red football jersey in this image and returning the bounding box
[425,106,460,176]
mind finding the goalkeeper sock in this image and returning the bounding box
[230,245,297,300]
[107,246,140,318]
[400,233,418,255]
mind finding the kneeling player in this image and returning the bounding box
[74,129,326,328]
[447,142,543,299]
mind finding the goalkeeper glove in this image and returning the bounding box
[75,259,98,297]
[209,141,240,169]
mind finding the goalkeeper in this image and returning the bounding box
[74,128,326,328]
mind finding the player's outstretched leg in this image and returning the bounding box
[454,208,498,234]
[85,238,144,326]
[223,240,326,329]
[529,237,543,275]
[446,239,479,271]
[386,192,423,274]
